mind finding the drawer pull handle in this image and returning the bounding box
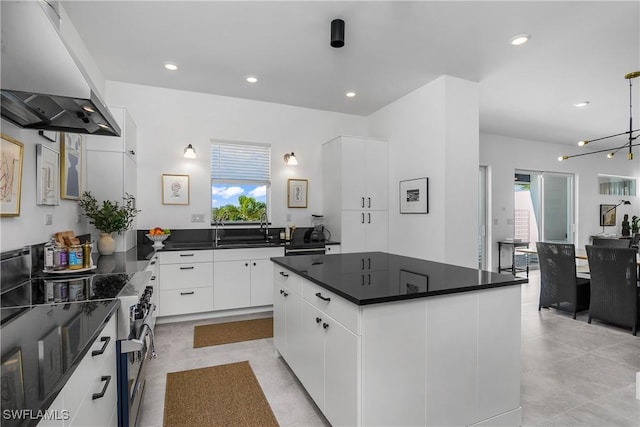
[282,292,288,297]
[323,322,329,329]
[150,276,156,280]
[180,253,195,257]
[150,261,156,265]
[315,292,331,302]
[180,266,195,270]
[316,317,322,323]
[92,375,111,400]
[280,289,285,294]
[368,197,371,208]
[180,291,195,295]
[92,336,111,357]
[279,272,289,277]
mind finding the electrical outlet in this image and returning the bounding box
[191,213,205,222]
[44,213,53,225]
[286,213,292,222]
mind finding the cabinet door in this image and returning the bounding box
[273,285,287,357]
[85,151,124,203]
[341,211,367,253]
[250,259,274,306]
[300,301,325,409]
[365,210,389,252]
[324,318,359,427]
[365,139,389,210]
[285,289,303,374]
[123,108,137,160]
[340,138,366,210]
[213,260,251,310]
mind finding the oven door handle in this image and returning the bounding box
[120,304,157,354]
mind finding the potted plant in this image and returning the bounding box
[632,215,640,234]
[78,191,140,255]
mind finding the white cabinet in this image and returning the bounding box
[213,247,283,310]
[323,136,389,253]
[273,267,303,374]
[157,250,213,317]
[39,313,118,427]
[85,106,138,253]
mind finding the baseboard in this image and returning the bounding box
[469,407,522,427]
[156,306,273,325]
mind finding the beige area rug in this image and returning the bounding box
[193,317,273,348]
[163,361,279,427]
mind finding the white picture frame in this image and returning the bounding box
[287,178,308,208]
[400,177,429,214]
[162,174,190,205]
[37,144,60,206]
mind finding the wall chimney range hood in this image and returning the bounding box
[1,1,121,137]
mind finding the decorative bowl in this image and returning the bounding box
[146,233,170,249]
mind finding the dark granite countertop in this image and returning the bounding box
[271,251,527,305]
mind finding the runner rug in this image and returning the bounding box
[193,317,273,348]
[163,361,279,427]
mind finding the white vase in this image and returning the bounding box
[97,232,116,255]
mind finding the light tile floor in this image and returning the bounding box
[139,271,640,426]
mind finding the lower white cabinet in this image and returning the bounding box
[157,250,213,316]
[39,313,118,427]
[213,247,283,311]
[273,268,303,373]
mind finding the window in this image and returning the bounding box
[210,141,271,223]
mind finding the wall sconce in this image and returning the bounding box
[184,144,196,159]
[283,152,298,165]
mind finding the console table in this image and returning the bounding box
[497,240,530,276]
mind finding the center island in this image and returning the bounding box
[271,251,527,427]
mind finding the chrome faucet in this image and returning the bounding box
[213,212,227,245]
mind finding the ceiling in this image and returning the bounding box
[61,1,640,146]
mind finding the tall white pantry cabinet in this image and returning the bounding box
[85,106,138,253]
[322,136,389,253]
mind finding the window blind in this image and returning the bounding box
[210,142,271,182]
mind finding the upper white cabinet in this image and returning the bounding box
[85,106,137,160]
[85,106,138,253]
[323,136,389,253]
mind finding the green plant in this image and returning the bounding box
[632,215,640,234]
[78,191,140,234]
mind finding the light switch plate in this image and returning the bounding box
[191,213,205,222]
[44,213,53,225]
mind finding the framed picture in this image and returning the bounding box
[162,174,190,205]
[37,144,60,206]
[288,178,308,208]
[0,134,24,216]
[400,177,428,214]
[1,348,25,411]
[60,133,83,200]
[38,130,58,143]
[600,204,616,226]
[38,326,63,398]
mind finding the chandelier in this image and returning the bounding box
[558,71,639,161]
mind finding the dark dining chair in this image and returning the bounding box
[536,242,590,319]
[585,245,639,335]
[591,237,631,248]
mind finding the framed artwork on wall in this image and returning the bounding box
[0,134,24,216]
[37,144,60,206]
[162,174,190,205]
[60,133,83,200]
[288,178,308,208]
[600,204,616,226]
[400,177,428,214]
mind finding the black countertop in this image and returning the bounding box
[271,252,528,305]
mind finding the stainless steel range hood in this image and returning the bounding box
[1,0,120,137]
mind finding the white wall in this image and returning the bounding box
[367,76,480,268]
[480,133,639,270]
[104,81,367,230]
[0,121,89,252]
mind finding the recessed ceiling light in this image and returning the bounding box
[246,76,258,83]
[164,63,178,71]
[509,34,530,46]
[345,91,356,98]
[573,101,590,108]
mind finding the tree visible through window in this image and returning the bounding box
[211,142,270,222]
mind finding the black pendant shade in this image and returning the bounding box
[331,19,345,48]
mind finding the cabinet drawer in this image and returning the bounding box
[64,314,117,423]
[159,262,213,290]
[159,250,213,264]
[303,279,360,334]
[214,246,283,261]
[274,266,302,295]
[159,287,213,316]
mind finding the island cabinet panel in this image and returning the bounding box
[273,267,303,373]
